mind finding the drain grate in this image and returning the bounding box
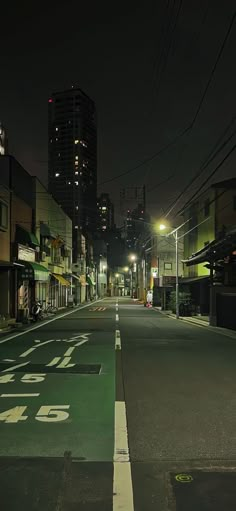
[0,363,101,375]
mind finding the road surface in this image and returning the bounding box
[0,297,236,510]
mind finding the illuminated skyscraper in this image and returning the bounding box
[48,87,97,260]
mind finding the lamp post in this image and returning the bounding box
[159,222,184,319]
[158,217,210,319]
[129,254,137,298]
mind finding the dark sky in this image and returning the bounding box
[1,1,236,225]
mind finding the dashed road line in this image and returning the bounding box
[64,346,76,356]
[115,330,121,350]
[116,314,119,322]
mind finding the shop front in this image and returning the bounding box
[50,273,71,308]
[18,260,50,320]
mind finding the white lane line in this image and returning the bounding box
[3,359,15,362]
[115,330,121,350]
[56,357,75,369]
[113,401,134,510]
[2,362,30,373]
[116,314,119,322]
[46,357,61,367]
[0,300,103,345]
[0,393,40,398]
[64,346,75,356]
[20,339,55,358]
[116,306,119,312]
[74,339,88,347]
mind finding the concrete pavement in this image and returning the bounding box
[0,297,236,509]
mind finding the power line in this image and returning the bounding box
[164,117,236,217]
[99,10,236,188]
[190,10,236,128]
[179,142,236,215]
[154,0,183,101]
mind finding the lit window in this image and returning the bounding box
[76,206,79,210]
[102,226,107,230]
[102,206,107,211]
[74,139,79,144]
[58,153,60,157]
[68,181,71,185]
[75,181,79,185]
[55,173,60,177]
[56,138,58,141]
[75,225,79,229]
[75,156,79,160]
[48,98,53,103]
[55,127,58,131]
[75,171,78,175]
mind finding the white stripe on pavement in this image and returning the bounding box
[0,300,103,345]
[113,401,134,510]
[116,314,119,322]
[115,330,121,350]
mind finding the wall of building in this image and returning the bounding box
[0,184,10,316]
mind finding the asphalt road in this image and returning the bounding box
[0,297,236,510]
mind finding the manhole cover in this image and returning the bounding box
[171,471,236,510]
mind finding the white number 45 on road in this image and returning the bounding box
[0,405,70,423]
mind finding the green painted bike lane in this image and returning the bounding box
[0,306,116,462]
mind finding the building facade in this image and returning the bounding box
[48,86,97,261]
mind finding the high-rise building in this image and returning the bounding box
[48,87,97,259]
[97,193,114,232]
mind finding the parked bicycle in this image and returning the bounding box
[42,301,58,315]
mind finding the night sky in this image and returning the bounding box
[1,1,236,224]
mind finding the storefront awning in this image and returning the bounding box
[52,273,70,287]
[16,225,39,247]
[20,261,50,281]
[87,274,96,286]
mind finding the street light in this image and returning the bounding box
[129,254,137,262]
[158,222,181,319]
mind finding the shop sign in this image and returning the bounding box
[18,244,35,262]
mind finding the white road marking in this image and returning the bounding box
[115,330,121,350]
[56,357,75,369]
[0,393,40,397]
[64,346,75,356]
[113,401,134,510]
[0,300,102,345]
[116,306,119,312]
[74,339,89,347]
[46,357,61,367]
[34,340,41,343]
[2,362,30,373]
[3,359,15,362]
[116,314,119,322]
[20,339,55,358]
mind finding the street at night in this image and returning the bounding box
[1,298,236,509]
[1,2,236,509]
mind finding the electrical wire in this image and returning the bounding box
[99,9,236,188]
[164,118,236,217]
